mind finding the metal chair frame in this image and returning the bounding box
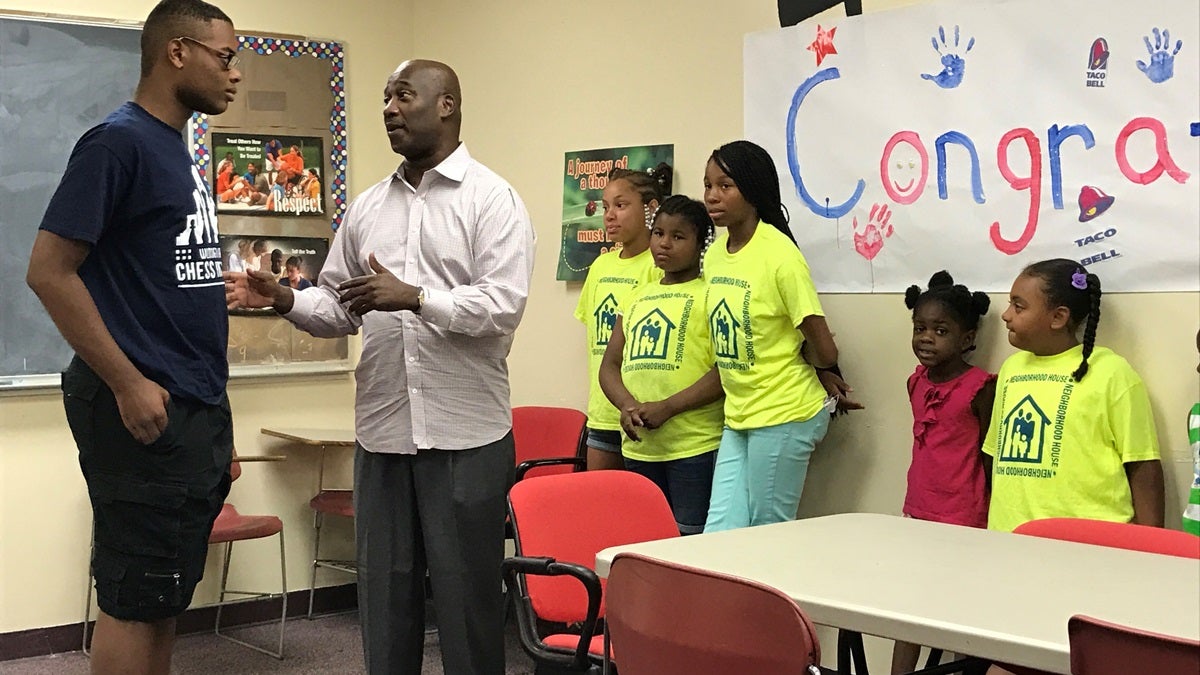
[307,444,355,619]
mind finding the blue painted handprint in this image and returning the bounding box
[921,25,975,89]
[1136,27,1182,84]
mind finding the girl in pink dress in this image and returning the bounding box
[893,270,995,675]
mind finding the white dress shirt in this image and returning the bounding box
[285,143,536,453]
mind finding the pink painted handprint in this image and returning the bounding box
[852,203,894,260]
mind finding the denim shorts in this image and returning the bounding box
[63,357,232,622]
[623,450,718,535]
[585,427,622,454]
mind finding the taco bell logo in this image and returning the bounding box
[1086,37,1109,88]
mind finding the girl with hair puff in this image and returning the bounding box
[892,270,995,675]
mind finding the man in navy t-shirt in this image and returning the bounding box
[25,1,242,673]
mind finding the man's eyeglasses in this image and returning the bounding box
[176,36,241,70]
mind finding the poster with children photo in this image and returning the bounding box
[211,133,325,217]
[220,235,329,315]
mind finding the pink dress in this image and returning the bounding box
[903,365,995,527]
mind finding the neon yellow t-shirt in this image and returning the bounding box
[983,345,1161,532]
[702,223,826,429]
[619,278,724,461]
[574,248,660,430]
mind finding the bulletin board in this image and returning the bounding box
[745,0,1199,293]
[0,15,351,392]
[191,34,351,377]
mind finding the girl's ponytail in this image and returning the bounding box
[1072,273,1102,382]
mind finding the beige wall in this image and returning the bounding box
[414,0,1198,664]
[412,0,1197,520]
[0,0,409,633]
[1,4,1197,669]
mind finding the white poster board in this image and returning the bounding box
[745,0,1199,292]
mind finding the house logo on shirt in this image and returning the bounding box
[998,395,1050,464]
[629,309,675,361]
[593,293,620,345]
[173,165,223,288]
[709,299,740,360]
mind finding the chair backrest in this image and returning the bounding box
[1068,614,1200,675]
[1014,518,1200,559]
[606,552,821,675]
[512,406,586,478]
[507,470,678,623]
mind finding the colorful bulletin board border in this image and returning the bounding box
[190,35,348,231]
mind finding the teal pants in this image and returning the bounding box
[703,410,830,532]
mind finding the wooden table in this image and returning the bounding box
[596,512,1200,674]
[259,427,356,447]
[260,427,355,492]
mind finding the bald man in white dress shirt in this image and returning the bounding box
[225,59,535,675]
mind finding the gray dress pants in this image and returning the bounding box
[354,433,514,675]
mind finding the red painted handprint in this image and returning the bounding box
[853,203,895,260]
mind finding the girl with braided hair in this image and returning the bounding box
[892,270,995,675]
[701,140,860,532]
[984,259,1164,533]
[598,196,724,534]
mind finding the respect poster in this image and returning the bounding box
[558,144,674,281]
[211,132,325,217]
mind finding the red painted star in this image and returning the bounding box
[807,24,838,66]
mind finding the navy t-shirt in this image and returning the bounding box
[39,102,228,404]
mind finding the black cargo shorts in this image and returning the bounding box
[63,357,232,622]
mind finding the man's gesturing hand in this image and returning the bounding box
[337,253,420,315]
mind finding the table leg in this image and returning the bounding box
[836,629,870,675]
[317,445,328,492]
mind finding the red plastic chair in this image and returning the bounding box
[209,456,288,658]
[502,471,679,673]
[1013,518,1200,558]
[1069,614,1200,675]
[606,552,823,675]
[505,406,587,549]
[306,442,355,619]
[306,488,354,618]
[512,406,587,481]
[1001,519,1199,675]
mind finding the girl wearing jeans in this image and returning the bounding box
[701,140,859,531]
